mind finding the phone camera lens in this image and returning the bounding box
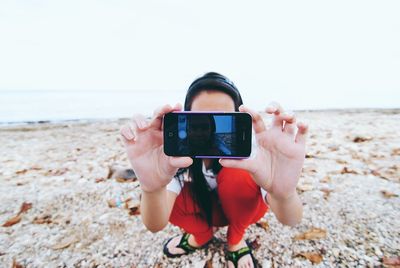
[168,132,174,137]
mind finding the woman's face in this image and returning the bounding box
[190,90,235,112]
[187,90,235,154]
[187,115,213,148]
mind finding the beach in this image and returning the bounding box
[0,109,399,267]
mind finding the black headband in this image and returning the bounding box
[184,72,243,111]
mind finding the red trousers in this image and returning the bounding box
[169,167,269,245]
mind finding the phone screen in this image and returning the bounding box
[163,112,252,158]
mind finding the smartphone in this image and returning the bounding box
[163,112,252,158]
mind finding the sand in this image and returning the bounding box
[0,109,399,268]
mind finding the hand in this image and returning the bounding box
[120,104,193,193]
[219,103,308,200]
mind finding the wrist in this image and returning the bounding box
[141,185,166,194]
[269,189,298,202]
[138,174,172,193]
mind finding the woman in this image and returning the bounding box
[120,72,308,268]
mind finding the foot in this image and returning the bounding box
[165,233,202,255]
[227,239,255,268]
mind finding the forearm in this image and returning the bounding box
[266,191,303,226]
[141,187,170,232]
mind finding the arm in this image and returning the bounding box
[220,103,308,227]
[266,191,303,226]
[141,187,177,232]
[120,104,192,232]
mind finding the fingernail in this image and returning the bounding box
[122,128,134,140]
[126,131,134,140]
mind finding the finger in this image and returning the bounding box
[282,112,296,135]
[295,122,309,144]
[219,158,257,174]
[169,157,193,168]
[173,103,183,110]
[150,103,182,130]
[127,114,148,142]
[161,103,182,130]
[283,121,296,135]
[120,125,135,142]
[132,114,150,131]
[265,101,283,115]
[273,112,295,129]
[150,104,172,130]
[265,102,292,129]
[239,105,266,134]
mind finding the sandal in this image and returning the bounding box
[226,241,258,268]
[163,233,209,258]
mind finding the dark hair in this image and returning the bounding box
[182,72,243,226]
[184,72,243,111]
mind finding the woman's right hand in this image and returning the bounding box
[120,104,193,193]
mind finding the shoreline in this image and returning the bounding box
[1,107,399,128]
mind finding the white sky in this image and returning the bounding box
[0,0,399,109]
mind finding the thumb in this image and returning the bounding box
[219,158,254,173]
[169,157,193,168]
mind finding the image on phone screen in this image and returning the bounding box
[163,112,252,158]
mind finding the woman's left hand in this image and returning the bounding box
[219,102,308,201]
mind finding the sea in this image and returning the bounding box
[0,90,398,125]
[0,90,185,125]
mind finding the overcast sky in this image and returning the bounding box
[0,0,399,109]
